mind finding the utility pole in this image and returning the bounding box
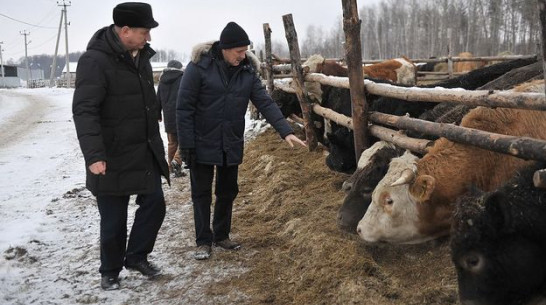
[20,30,31,87]
[0,41,4,88]
[49,4,65,87]
[59,0,71,87]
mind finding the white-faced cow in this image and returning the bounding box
[357,80,546,244]
[451,162,546,305]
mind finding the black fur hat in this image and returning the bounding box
[113,2,158,29]
[218,22,250,49]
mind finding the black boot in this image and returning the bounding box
[101,275,120,290]
[125,260,161,277]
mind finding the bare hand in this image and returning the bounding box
[89,161,106,175]
[284,134,307,148]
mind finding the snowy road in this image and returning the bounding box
[0,88,251,305]
[0,88,84,252]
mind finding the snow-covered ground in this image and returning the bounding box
[0,88,268,304]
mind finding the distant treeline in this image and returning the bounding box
[256,0,540,60]
[8,0,541,76]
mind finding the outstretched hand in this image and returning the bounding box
[284,134,307,148]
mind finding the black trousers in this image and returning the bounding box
[190,162,239,246]
[96,170,165,276]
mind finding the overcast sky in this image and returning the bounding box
[0,0,382,63]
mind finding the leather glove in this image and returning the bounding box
[180,148,196,169]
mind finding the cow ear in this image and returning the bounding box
[409,175,436,201]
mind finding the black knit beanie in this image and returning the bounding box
[167,60,182,69]
[218,22,250,49]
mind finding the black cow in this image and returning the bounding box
[451,162,546,305]
[337,141,404,233]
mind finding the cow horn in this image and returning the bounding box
[390,169,416,187]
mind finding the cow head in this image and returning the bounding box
[325,128,356,174]
[451,187,546,305]
[302,54,325,74]
[356,151,439,244]
[270,89,301,118]
[337,141,403,233]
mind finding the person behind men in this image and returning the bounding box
[176,21,307,260]
[157,59,184,177]
[72,2,169,290]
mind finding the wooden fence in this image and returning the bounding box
[262,0,546,187]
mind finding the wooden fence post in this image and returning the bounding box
[282,14,318,151]
[341,0,369,160]
[539,0,546,94]
[447,29,453,78]
[263,23,275,95]
[534,0,546,188]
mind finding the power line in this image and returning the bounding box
[0,12,57,29]
[29,33,59,50]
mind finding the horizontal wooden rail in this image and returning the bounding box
[284,74,546,111]
[369,111,546,162]
[311,103,430,154]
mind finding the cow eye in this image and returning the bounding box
[386,198,394,205]
[460,253,483,272]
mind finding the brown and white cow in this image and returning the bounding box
[303,54,416,86]
[454,52,486,73]
[357,80,546,244]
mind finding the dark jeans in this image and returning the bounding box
[96,170,165,276]
[190,162,239,246]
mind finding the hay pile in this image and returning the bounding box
[209,125,458,304]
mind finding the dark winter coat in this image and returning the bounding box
[157,68,183,133]
[176,41,293,166]
[72,25,169,196]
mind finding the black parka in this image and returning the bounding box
[157,68,183,133]
[176,42,293,166]
[72,25,169,196]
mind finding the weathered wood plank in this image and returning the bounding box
[282,14,318,151]
[369,112,546,162]
[342,0,369,159]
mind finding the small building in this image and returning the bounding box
[61,62,78,80]
[0,64,21,88]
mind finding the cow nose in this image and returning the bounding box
[357,227,361,234]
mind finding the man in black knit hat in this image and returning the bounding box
[176,21,306,260]
[157,59,184,178]
[73,2,168,290]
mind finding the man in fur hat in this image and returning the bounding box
[73,2,168,290]
[176,21,306,260]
